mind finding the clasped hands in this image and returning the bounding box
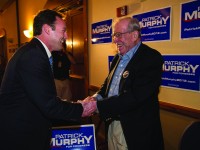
[77,96,97,117]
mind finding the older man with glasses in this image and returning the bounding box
[90,17,164,150]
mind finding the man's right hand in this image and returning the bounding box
[77,97,97,117]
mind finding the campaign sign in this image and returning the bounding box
[50,124,96,150]
[133,7,171,42]
[91,19,112,44]
[162,55,200,92]
[181,1,200,39]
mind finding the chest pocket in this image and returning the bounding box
[119,69,136,93]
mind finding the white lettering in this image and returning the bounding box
[140,15,169,28]
[185,6,200,21]
[93,25,112,34]
[51,135,93,147]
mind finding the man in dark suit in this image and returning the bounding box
[92,17,164,150]
[0,9,96,150]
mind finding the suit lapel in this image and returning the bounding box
[105,55,121,95]
[118,43,144,91]
[124,43,144,70]
[30,38,54,78]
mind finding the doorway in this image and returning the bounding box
[44,0,89,101]
[0,28,7,85]
[65,9,87,100]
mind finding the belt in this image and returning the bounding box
[105,117,120,127]
[106,116,120,122]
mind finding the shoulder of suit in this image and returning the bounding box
[140,43,162,56]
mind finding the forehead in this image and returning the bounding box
[114,19,129,32]
[55,17,66,28]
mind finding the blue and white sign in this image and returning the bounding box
[162,55,200,92]
[181,1,200,39]
[91,19,112,44]
[50,124,96,150]
[133,7,171,42]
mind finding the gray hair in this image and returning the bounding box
[113,17,141,37]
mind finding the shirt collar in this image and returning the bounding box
[35,37,52,58]
[119,41,141,60]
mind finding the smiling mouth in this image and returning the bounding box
[117,43,124,49]
[60,38,65,44]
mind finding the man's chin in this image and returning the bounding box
[118,49,125,55]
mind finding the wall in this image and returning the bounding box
[160,109,198,150]
[0,0,47,59]
[88,0,200,150]
[17,0,47,44]
[0,1,18,59]
[88,0,200,110]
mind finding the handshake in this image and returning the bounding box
[77,97,97,117]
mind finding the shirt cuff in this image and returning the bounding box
[92,93,103,113]
[93,93,103,101]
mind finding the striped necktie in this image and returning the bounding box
[49,56,53,72]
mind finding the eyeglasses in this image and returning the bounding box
[112,31,132,38]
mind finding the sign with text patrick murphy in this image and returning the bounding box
[181,0,200,39]
[50,124,96,150]
[133,7,171,42]
[161,55,200,92]
[91,19,112,44]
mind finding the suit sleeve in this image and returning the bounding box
[17,47,83,121]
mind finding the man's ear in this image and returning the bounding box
[133,31,139,38]
[43,24,51,35]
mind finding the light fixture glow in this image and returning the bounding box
[23,29,33,38]
[91,38,97,42]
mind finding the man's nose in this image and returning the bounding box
[113,37,119,43]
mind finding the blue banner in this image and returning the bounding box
[91,19,112,44]
[50,124,96,150]
[133,7,171,42]
[162,55,200,91]
[181,1,200,39]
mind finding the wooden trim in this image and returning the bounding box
[89,85,100,92]
[83,0,89,97]
[89,85,200,119]
[0,0,15,13]
[70,74,84,80]
[159,101,200,119]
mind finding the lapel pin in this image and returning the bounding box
[123,70,129,78]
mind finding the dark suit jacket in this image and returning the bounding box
[97,43,164,150]
[0,38,83,150]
